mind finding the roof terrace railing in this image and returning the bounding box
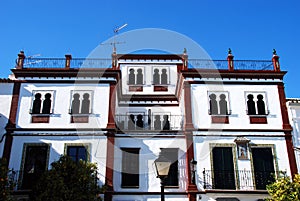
[188,59,274,71]
[16,51,280,71]
[22,58,112,68]
[233,60,274,71]
[70,58,112,68]
[23,58,66,68]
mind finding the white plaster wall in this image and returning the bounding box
[287,101,300,172]
[113,137,187,193]
[9,135,107,185]
[0,83,13,156]
[120,64,178,95]
[191,84,282,130]
[193,133,291,190]
[16,83,110,129]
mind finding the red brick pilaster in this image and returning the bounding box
[184,82,194,130]
[227,48,234,71]
[106,83,116,129]
[104,134,115,201]
[278,83,297,177]
[184,82,197,199]
[272,50,280,71]
[2,82,21,165]
[65,54,72,69]
[16,51,25,69]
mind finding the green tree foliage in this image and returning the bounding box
[266,173,300,201]
[31,155,103,201]
[0,158,14,201]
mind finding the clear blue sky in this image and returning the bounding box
[0,0,299,97]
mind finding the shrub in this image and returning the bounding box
[31,155,103,201]
[266,173,300,201]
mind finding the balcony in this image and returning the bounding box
[202,169,277,190]
[18,57,275,71]
[188,59,274,71]
[115,114,183,131]
[22,58,112,68]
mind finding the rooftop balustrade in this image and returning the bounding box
[15,51,281,71]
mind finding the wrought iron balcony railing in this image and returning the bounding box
[115,114,183,131]
[22,58,112,68]
[188,59,274,71]
[202,169,277,190]
[23,58,66,68]
[70,58,112,68]
[20,57,274,71]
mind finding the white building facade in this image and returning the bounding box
[0,50,297,201]
[287,98,300,173]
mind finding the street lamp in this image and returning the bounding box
[154,154,171,201]
[190,158,197,184]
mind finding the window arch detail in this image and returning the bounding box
[208,92,230,115]
[31,91,55,115]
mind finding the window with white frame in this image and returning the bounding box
[30,90,55,114]
[152,67,169,85]
[69,90,93,115]
[121,148,140,188]
[128,67,144,85]
[127,112,145,130]
[66,144,89,163]
[245,92,269,115]
[208,91,230,115]
[152,112,171,130]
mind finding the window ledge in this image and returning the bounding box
[164,186,179,189]
[71,115,89,123]
[211,116,229,124]
[154,85,168,92]
[249,116,267,124]
[121,186,139,189]
[31,115,50,123]
[129,86,143,92]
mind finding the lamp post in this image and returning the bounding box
[190,158,197,184]
[154,154,171,201]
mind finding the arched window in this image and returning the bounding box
[32,93,42,114]
[70,91,93,116]
[71,93,80,114]
[136,114,144,130]
[153,68,160,84]
[42,93,52,114]
[154,115,161,130]
[128,69,135,85]
[219,94,228,115]
[81,93,90,114]
[247,94,256,115]
[128,114,135,130]
[161,69,168,85]
[162,115,170,130]
[136,68,143,85]
[209,93,218,115]
[257,94,266,115]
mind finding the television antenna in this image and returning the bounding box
[101,23,128,53]
[23,53,42,67]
